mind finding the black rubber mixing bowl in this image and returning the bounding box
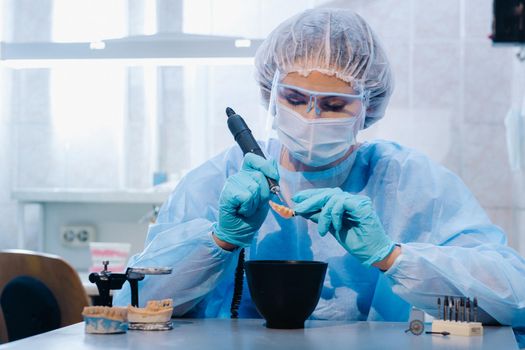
[244,260,328,329]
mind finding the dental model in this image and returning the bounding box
[127,299,174,324]
[82,306,128,334]
[269,200,295,219]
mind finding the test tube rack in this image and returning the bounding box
[431,320,483,336]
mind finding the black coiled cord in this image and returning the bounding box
[230,248,245,318]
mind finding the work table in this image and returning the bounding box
[0,319,518,350]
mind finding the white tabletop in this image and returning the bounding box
[0,319,518,350]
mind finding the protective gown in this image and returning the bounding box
[113,139,525,346]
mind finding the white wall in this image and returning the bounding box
[352,0,523,253]
[0,67,17,249]
[43,203,152,270]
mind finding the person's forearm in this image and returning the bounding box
[384,242,525,326]
[373,245,401,271]
[212,232,238,251]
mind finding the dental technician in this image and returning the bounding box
[114,8,525,346]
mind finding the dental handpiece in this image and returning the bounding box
[225,107,284,202]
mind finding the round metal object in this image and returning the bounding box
[407,320,424,336]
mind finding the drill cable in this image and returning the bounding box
[230,248,245,319]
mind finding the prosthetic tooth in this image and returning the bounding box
[269,200,295,219]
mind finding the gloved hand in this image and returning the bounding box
[292,188,395,267]
[214,153,279,248]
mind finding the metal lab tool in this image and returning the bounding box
[426,331,450,336]
[466,298,471,322]
[449,297,454,321]
[460,298,464,322]
[461,298,467,321]
[126,267,173,307]
[89,261,172,307]
[405,307,425,335]
[405,320,424,335]
[444,296,448,321]
[474,297,478,322]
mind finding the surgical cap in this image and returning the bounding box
[254,8,394,128]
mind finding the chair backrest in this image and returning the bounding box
[1,276,62,341]
[0,249,90,343]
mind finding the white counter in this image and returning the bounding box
[0,319,518,350]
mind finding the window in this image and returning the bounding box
[3,1,319,191]
[52,0,127,42]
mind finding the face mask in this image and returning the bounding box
[275,104,361,167]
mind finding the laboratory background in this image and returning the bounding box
[3,0,523,267]
[0,0,525,339]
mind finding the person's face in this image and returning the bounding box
[278,71,364,120]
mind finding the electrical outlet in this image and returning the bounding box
[60,225,96,247]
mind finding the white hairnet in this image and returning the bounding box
[254,8,394,128]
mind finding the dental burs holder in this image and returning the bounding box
[432,320,483,337]
[432,296,483,337]
[89,261,172,307]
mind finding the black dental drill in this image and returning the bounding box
[225,107,284,202]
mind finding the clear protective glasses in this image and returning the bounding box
[276,83,367,119]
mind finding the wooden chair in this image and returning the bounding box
[0,249,90,343]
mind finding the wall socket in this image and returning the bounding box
[60,225,96,247]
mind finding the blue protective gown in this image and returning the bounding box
[113,139,525,346]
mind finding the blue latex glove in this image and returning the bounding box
[214,153,279,248]
[293,188,395,267]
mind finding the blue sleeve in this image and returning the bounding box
[112,146,243,316]
[371,145,525,344]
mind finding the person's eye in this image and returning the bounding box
[320,98,347,112]
[285,93,308,106]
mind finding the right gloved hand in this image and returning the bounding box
[213,153,279,248]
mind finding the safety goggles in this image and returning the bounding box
[276,83,367,118]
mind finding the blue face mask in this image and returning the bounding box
[275,104,362,167]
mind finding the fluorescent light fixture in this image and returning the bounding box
[1,34,264,61]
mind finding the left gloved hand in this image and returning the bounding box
[292,188,395,267]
